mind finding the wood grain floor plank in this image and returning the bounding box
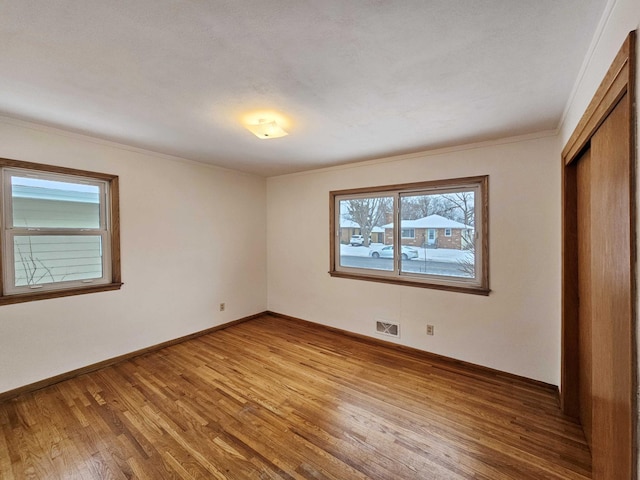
[0,314,590,479]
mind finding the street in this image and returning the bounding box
[339,255,471,277]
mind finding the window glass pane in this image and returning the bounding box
[400,191,475,278]
[338,196,393,271]
[13,235,103,287]
[11,176,101,229]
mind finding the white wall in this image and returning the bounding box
[0,117,268,394]
[267,133,561,384]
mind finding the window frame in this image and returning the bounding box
[0,158,122,305]
[401,228,415,239]
[329,176,489,295]
[444,228,452,237]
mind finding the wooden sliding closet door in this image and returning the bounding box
[588,96,633,479]
[562,32,636,479]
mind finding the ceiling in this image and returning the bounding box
[0,1,607,176]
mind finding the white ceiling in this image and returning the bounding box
[0,1,607,176]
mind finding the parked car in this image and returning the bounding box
[370,245,419,260]
[350,235,365,246]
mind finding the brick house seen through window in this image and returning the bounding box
[383,214,473,249]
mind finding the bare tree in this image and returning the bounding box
[401,195,457,220]
[456,241,475,277]
[401,195,434,220]
[16,238,56,285]
[344,197,391,247]
[441,191,475,226]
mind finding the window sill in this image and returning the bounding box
[0,282,124,306]
[329,271,490,296]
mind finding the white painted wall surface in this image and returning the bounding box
[0,118,267,394]
[267,134,561,384]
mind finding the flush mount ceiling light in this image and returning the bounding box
[244,118,288,139]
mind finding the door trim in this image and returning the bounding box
[562,32,636,163]
[562,31,636,415]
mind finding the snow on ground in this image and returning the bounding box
[340,243,471,263]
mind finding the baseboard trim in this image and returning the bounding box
[0,311,267,403]
[1,310,559,404]
[266,310,559,393]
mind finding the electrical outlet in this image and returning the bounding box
[426,324,434,336]
[219,303,225,312]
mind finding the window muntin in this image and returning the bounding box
[0,160,121,304]
[330,177,488,295]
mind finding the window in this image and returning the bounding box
[330,176,489,295]
[0,158,122,305]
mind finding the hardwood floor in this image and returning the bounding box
[0,314,591,479]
